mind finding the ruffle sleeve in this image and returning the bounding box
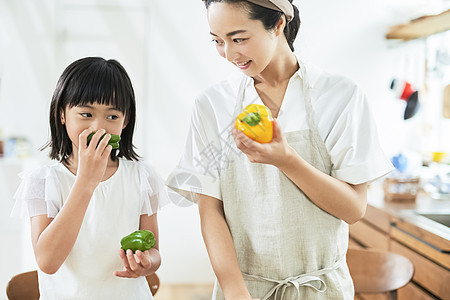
[138,162,170,216]
[10,165,61,219]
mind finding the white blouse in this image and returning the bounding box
[11,158,169,300]
[167,60,393,202]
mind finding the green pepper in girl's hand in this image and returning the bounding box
[87,132,121,149]
[120,230,155,253]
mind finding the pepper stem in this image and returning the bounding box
[241,112,261,126]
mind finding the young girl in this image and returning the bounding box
[166,0,393,299]
[11,57,169,299]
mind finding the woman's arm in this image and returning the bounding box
[31,129,112,274]
[232,121,367,224]
[198,194,256,300]
[277,151,367,224]
[114,213,161,278]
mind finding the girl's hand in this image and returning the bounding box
[114,249,154,278]
[76,129,112,190]
[232,119,294,168]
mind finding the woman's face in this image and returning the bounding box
[207,2,279,77]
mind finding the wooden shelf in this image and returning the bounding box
[386,9,450,40]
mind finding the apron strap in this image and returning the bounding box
[242,256,346,300]
[298,60,332,169]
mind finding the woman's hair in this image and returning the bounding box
[203,0,300,51]
[43,57,140,163]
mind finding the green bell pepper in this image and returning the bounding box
[87,132,121,149]
[120,230,155,253]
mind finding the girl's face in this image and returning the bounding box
[207,2,281,77]
[61,102,127,153]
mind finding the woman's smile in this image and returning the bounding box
[234,60,252,69]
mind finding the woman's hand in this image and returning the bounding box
[76,129,112,190]
[114,248,155,278]
[232,118,294,168]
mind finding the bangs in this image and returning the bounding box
[46,57,139,163]
[62,58,133,114]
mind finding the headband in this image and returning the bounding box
[246,0,294,22]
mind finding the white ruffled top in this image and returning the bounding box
[11,158,169,218]
[10,158,170,300]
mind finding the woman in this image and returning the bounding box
[167,1,393,299]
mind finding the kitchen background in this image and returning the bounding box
[0,0,449,299]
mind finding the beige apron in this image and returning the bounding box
[214,61,354,300]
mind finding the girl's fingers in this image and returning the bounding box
[79,129,93,149]
[97,133,113,157]
[134,250,142,264]
[101,144,113,158]
[115,249,140,278]
[119,250,153,277]
[88,130,112,158]
[126,249,139,271]
[97,133,110,150]
[114,268,137,278]
[118,249,131,270]
[113,270,130,277]
[136,250,151,269]
[88,129,105,150]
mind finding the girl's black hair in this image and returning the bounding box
[203,0,300,51]
[43,57,140,163]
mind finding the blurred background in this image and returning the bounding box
[0,0,450,299]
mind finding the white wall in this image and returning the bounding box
[1,0,450,293]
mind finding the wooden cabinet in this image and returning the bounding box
[349,204,450,300]
[349,217,390,250]
[390,240,450,299]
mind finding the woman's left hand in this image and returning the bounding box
[232,118,294,167]
[114,249,154,278]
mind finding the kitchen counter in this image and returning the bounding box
[367,183,450,252]
[350,182,450,299]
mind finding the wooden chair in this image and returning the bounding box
[5,271,39,300]
[6,270,160,299]
[347,248,414,300]
[146,273,160,296]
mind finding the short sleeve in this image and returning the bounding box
[138,162,170,215]
[324,84,394,184]
[10,166,61,218]
[166,97,223,204]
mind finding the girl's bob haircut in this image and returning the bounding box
[43,57,140,163]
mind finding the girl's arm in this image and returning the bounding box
[31,183,97,274]
[232,121,367,224]
[31,129,112,274]
[114,213,161,278]
[198,194,257,300]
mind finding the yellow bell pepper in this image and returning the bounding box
[235,104,273,143]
